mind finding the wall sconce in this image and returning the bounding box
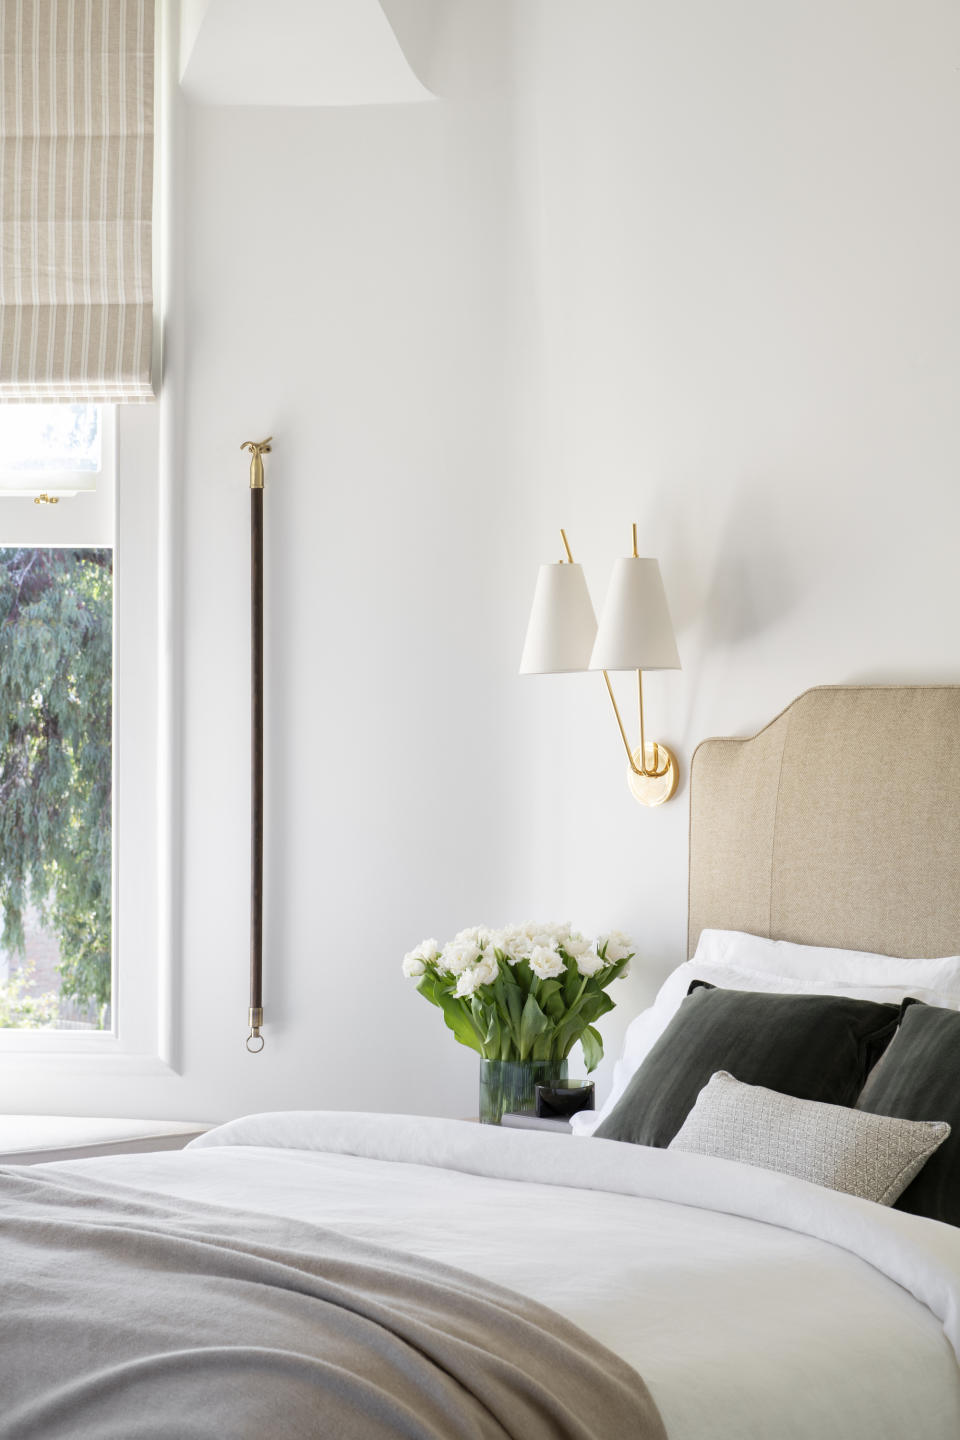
[520,526,681,807]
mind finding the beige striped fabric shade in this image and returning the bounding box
[0,0,154,402]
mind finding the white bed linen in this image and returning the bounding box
[44,1112,960,1440]
[574,928,960,1135]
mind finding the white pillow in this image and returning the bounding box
[571,929,960,1137]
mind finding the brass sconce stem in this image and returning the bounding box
[635,670,665,778]
[603,670,643,776]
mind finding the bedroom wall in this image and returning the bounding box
[3,2,527,1122]
[508,0,960,1095]
[5,0,959,1121]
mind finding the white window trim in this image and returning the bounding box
[0,405,174,1076]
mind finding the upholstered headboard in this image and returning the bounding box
[688,686,960,960]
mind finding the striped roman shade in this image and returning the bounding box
[0,0,154,402]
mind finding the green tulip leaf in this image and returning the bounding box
[580,1024,604,1073]
[518,992,551,1060]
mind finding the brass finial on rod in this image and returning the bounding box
[560,527,574,563]
[241,437,272,490]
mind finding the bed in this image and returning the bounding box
[4,684,960,1439]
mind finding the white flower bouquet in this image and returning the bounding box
[402,922,634,1072]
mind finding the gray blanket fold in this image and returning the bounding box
[0,1166,666,1440]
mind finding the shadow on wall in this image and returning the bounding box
[662,479,799,748]
[380,0,516,101]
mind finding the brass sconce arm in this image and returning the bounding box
[600,670,668,780]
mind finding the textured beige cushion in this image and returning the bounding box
[670,1071,950,1205]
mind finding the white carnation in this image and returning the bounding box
[529,944,565,980]
[441,939,481,975]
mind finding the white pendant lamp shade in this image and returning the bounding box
[519,563,598,674]
[589,557,681,672]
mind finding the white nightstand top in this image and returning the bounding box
[500,1113,573,1134]
[0,1115,213,1165]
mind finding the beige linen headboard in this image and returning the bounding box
[688,686,960,960]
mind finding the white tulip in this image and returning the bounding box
[442,939,482,975]
[455,948,499,998]
[529,944,565,980]
[600,930,635,964]
[455,926,489,948]
[455,967,480,997]
[475,949,500,985]
[575,948,605,977]
[402,938,440,977]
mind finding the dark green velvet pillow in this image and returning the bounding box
[857,1001,960,1226]
[594,984,901,1148]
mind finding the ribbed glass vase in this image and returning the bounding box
[478,1057,568,1126]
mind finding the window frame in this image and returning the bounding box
[0,403,172,1074]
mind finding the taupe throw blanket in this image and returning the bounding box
[0,1167,666,1440]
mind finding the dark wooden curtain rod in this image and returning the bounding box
[241,437,272,1054]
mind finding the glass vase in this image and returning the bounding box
[478,1057,568,1125]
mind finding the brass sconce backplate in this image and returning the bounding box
[627,742,679,807]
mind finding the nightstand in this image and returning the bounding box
[0,1116,213,1165]
[500,1113,573,1134]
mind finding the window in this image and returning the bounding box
[0,404,101,491]
[0,0,168,1085]
[0,406,114,1033]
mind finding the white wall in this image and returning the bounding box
[6,0,959,1120]
[169,88,528,1121]
[511,0,960,1091]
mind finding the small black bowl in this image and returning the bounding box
[535,1080,595,1120]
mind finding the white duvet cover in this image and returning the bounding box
[47,1112,960,1440]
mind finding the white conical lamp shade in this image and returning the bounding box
[589,557,680,671]
[519,562,598,674]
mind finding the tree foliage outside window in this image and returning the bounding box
[0,547,112,1026]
